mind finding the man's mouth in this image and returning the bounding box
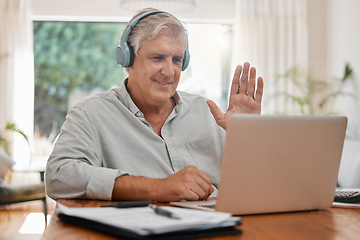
[154,79,173,85]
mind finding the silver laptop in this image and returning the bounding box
[171,115,347,215]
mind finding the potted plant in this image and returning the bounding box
[273,63,355,115]
[0,123,30,183]
[0,122,29,155]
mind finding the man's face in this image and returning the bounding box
[127,32,185,107]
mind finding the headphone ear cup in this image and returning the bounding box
[128,45,134,67]
[182,48,190,71]
[116,45,123,66]
[116,43,132,68]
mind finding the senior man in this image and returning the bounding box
[45,8,263,202]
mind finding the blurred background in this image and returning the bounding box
[1,0,359,166]
[1,1,360,238]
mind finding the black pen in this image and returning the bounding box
[150,205,180,220]
[101,200,153,208]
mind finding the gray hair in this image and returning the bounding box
[127,8,188,56]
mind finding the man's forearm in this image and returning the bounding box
[112,175,163,201]
[111,166,214,202]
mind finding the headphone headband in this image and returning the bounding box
[116,10,190,71]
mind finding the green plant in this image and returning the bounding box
[0,123,29,156]
[33,21,127,138]
[274,63,355,115]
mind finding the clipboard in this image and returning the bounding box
[56,204,242,239]
[58,212,242,240]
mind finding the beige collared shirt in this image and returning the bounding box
[45,80,225,200]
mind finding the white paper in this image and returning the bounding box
[332,202,360,208]
[57,204,240,235]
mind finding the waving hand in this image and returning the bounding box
[207,62,264,130]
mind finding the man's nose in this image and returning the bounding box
[160,59,175,76]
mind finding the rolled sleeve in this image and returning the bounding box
[86,167,124,200]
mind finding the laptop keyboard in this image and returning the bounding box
[334,189,360,203]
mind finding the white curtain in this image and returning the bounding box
[0,0,34,164]
[233,0,308,114]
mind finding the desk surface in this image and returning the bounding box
[43,199,360,240]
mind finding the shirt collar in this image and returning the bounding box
[117,78,182,117]
[173,91,182,113]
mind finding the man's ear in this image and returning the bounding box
[126,66,133,79]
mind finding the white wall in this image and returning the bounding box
[307,0,330,82]
[330,0,360,139]
[31,0,235,23]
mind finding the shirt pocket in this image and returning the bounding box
[185,138,221,183]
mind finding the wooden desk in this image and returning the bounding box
[43,199,360,240]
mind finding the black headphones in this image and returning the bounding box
[116,10,190,71]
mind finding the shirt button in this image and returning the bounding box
[168,145,173,149]
[135,112,142,117]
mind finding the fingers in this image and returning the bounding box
[172,166,214,201]
[247,67,256,98]
[255,77,264,103]
[237,62,263,101]
[185,166,213,200]
[239,62,250,95]
[187,180,213,201]
[207,100,226,129]
[207,100,222,121]
[194,167,214,194]
[230,65,242,96]
[230,62,256,96]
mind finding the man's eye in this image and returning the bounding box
[173,57,182,63]
[153,56,163,61]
